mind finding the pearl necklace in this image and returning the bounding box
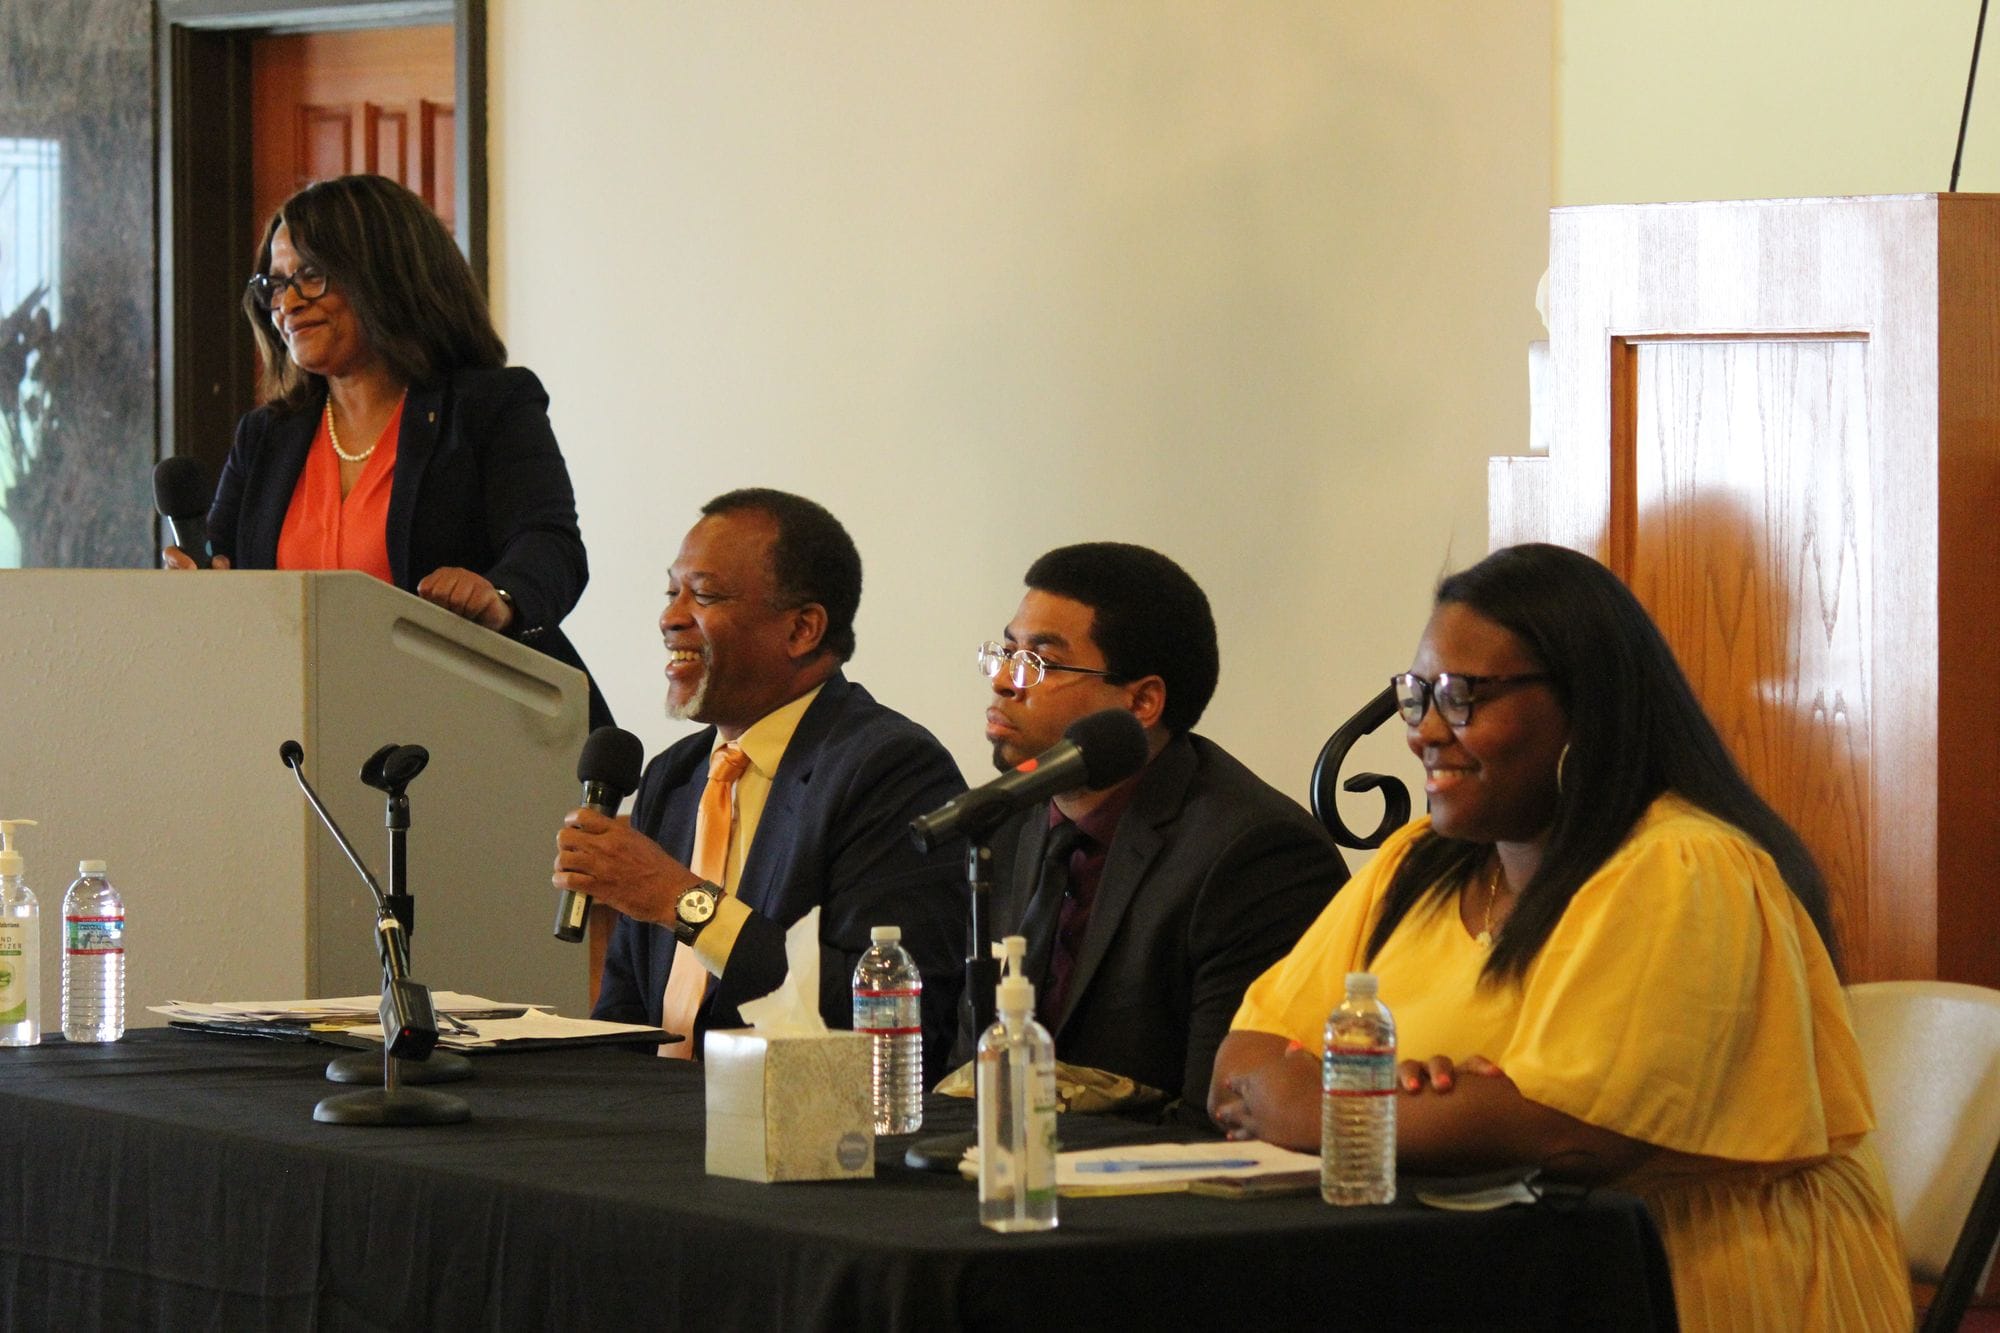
[326,398,377,464]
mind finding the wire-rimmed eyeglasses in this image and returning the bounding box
[246,266,329,311]
[977,641,1125,690]
[1391,671,1552,728]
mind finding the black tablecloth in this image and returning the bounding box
[0,1030,1676,1330]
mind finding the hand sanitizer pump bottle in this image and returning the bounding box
[977,935,1058,1232]
[0,819,42,1046]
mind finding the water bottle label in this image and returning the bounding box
[0,921,24,1022]
[853,987,921,1034]
[65,915,124,954]
[1323,1045,1396,1096]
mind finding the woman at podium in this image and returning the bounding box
[1209,543,1908,1328]
[164,173,611,730]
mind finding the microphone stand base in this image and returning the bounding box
[325,1051,473,1085]
[313,1086,470,1126]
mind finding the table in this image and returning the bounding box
[0,1031,1677,1330]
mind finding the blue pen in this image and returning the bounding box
[1073,1157,1260,1174]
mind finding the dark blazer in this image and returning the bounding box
[952,731,1347,1122]
[207,366,610,729]
[593,672,970,1087]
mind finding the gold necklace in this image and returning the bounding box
[326,399,377,464]
[1474,860,1504,948]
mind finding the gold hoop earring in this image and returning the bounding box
[1556,742,1571,796]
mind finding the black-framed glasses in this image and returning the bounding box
[977,641,1124,690]
[246,266,329,310]
[1391,671,1552,727]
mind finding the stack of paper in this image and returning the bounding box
[149,992,670,1050]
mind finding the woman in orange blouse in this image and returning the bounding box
[166,174,609,728]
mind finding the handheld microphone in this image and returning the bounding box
[553,726,647,943]
[910,708,1148,851]
[281,740,436,1060]
[153,456,213,568]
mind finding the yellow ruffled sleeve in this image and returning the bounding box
[1500,799,1875,1162]
[1229,817,1429,1046]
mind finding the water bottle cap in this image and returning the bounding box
[78,859,106,874]
[870,925,902,944]
[1344,971,1378,997]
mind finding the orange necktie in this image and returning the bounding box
[660,744,752,1058]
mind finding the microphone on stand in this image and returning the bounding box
[153,456,213,568]
[910,707,1150,1070]
[280,740,435,1061]
[282,739,468,1126]
[553,726,647,943]
[360,742,431,940]
[909,708,1148,851]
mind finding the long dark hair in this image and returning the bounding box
[1365,543,1840,981]
[242,174,505,409]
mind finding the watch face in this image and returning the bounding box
[678,887,717,927]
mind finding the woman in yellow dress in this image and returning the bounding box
[1210,543,1908,1330]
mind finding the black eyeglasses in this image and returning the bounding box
[977,642,1124,690]
[246,266,329,311]
[1391,671,1552,727]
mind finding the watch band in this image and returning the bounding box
[672,881,722,945]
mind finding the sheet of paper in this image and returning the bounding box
[961,1138,1321,1195]
[349,1008,670,1050]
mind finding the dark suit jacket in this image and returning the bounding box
[592,673,970,1087]
[952,731,1347,1122]
[207,366,610,728]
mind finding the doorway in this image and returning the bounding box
[155,0,485,488]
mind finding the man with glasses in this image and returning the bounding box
[950,542,1347,1124]
[554,490,968,1081]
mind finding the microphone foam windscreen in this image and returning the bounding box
[577,725,645,796]
[153,455,210,518]
[1065,708,1149,790]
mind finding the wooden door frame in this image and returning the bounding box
[154,0,486,483]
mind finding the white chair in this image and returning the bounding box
[1848,980,2000,1332]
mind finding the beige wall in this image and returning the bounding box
[1558,1,2000,203]
[488,2,1555,821]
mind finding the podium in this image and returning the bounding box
[1493,194,2000,986]
[0,571,592,1024]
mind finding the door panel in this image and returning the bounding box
[250,25,455,241]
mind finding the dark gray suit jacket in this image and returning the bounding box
[593,673,969,1086]
[952,731,1346,1121]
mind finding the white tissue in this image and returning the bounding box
[736,907,828,1035]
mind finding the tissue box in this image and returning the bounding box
[704,1029,876,1182]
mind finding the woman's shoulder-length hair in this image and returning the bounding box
[242,174,505,410]
[1366,542,1840,982]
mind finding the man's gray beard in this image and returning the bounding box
[666,673,709,723]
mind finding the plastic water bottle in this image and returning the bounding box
[61,860,124,1043]
[1323,970,1395,1205]
[0,819,41,1046]
[853,924,924,1134]
[978,935,1058,1232]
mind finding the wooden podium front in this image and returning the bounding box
[1492,194,2000,986]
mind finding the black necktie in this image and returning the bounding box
[1019,820,1086,1008]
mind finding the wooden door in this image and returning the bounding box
[1492,195,2000,987]
[249,25,456,239]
